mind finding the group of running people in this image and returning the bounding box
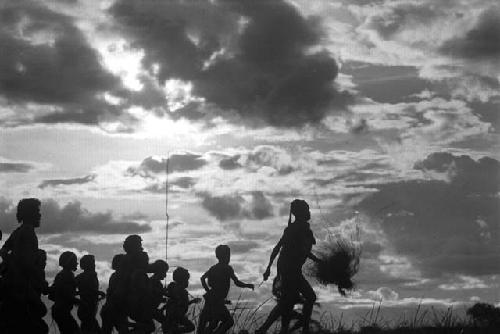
[0,198,319,334]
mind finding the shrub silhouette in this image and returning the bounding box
[466,302,500,327]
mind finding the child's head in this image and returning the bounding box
[215,245,230,264]
[172,267,190,288]
[123,234,143,254]
[16,198,41,227]
[111,254,125,271]
[150,259,169,279]
[80,254,96,272]
[59,251,77,271]
[290,199,310,222]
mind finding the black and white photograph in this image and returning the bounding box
[0,0,499,333]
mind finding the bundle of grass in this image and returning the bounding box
[307,238,361,296]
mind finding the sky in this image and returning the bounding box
[1,0,500,328]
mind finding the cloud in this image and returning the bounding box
[143,176,197,194]
[217,146,296,175]
[200,193,245,222]
[38,174,96,189]
[368,287,399,301]
[110,0,349,127]
[219,155,242,170]
[226,240,260,254]
[414,152,500,194]
[199,191,274,222]
[250,191,274,219]
[0,198,151,234]
[0,1,124,127]
[0,162,34,173]
[440,8,500,60]
[127,154,207,178]
[355,152,500,277]
[342,62,433,104]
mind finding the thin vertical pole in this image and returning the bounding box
[165,153,170,263]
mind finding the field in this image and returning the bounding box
[42,301,500,334]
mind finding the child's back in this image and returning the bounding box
[53,268,77,309]
[164,267,197,334]
[51,251,79,334]
[101,254,127,334]
[205,262,234,301]
[76,254,103,333]
[198,245,254,334]
[166,280,189,316]
[76,270,99,305]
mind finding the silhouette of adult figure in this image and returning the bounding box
[0,198,47,333]
[257,199,319,334]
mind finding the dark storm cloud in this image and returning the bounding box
[38,174,96,189]
[440,8,500,60]
[356,152,500,277]
[127,154,207,178]
[0,198,150,234]
[0,162,34,173]
[0,0,123,126]
[414,152,500,194]
[199,191,274,222]
[110,0,349,127]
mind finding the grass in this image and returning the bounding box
[43,300,500,334]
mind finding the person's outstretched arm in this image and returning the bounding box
[263,238,283,281]
[230,270,254,290]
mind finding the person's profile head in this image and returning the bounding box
[111,254,125,271]
[80,254,96,272]
[16,198,41,227]
[150,259,169,279]
[59,251,78,271]
[290,199,310,222]
[215,245,230,264]
[172,267,190,288]
[123,234,143,254]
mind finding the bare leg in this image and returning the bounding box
[256,304,281,334]
[296,276,316,334]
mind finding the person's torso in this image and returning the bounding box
[278,223,315,271]
[207,263,232,299]
[53,269,76,307]
[166,282,189,314]
[76,271,99,304]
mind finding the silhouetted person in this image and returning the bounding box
[0,198,47,333]
[76,254,105,333]
[115,235,154,332]
[164,267,200,334]
[198,245,254,334]
[51,251,81,334]
[257,199,319,334]
[149,259,169,325]
[101,254,127,334]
